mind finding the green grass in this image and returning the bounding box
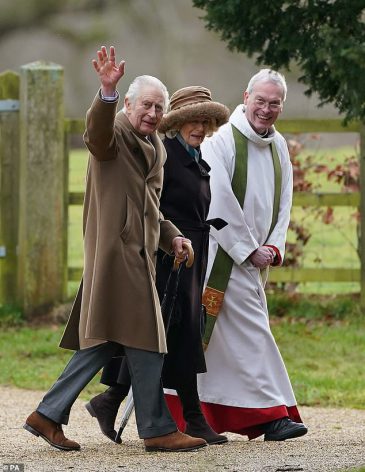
[272,316,365,409]
[344,469,365,472]
[287,205,359,294]
[286,143,360,294]
[268,293,365,409]
[0,304,24,327]
[0,325,105,398]
[294,143,359,192]
[69,148,89,192]
[266,292,361,320]
[68,149,88,296]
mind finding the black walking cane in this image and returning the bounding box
[115,243,194,443]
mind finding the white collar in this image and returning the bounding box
[230,104,276,147]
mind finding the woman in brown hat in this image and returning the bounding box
[156,86,229,444]
[86,86,230,445]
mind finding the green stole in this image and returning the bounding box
[202,124,282,349]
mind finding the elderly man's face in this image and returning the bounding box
[125,86,165,135]
[243,81,283,135]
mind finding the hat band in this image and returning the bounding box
[171,93,212,111]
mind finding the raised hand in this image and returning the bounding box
[92,46,126,96]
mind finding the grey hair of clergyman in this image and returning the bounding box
[122,75,170,113]
[246,69,287,101]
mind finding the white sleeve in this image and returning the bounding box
[202,127,259,265]
[265,135,293,261]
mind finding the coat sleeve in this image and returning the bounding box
[83,90,119,161]
[158,216,181,254]
[201,126,259,265]
[265,134,293,264]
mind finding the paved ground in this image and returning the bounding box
[0,385,364,472]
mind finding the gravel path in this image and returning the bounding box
[0,385,364,472]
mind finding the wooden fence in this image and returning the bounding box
[1,64,364,317]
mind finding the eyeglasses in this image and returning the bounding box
[253,98,282,112]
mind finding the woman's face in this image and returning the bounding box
[179,119,210,148]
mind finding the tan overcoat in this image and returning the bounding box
[60,92,180,353]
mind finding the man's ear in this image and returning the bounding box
[243,91,249,105]
[124,97,131,114]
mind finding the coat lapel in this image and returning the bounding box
[117,112,164,177]
[133,133,158,175]
[146,133,166,180]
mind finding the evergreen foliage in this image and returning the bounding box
[193,0,365,122]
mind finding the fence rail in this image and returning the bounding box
[66,117,362,284]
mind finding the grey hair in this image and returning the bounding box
[246,69,287,101]
[122,75,169,112]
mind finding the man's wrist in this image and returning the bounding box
[100,89,119,102]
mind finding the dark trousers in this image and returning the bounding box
[36,342,177,439]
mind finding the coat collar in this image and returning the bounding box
[118,112,166,179]
[146,132,166,180]
[166,136,211,175]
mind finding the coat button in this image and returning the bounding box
[139,248,145,257]
[144,212,148,217]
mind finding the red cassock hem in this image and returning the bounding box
[165,394,302,440]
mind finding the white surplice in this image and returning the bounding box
[197,104,297,410]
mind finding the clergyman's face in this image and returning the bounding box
[125,86,165,135]
[243,81,284,134]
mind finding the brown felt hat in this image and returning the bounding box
[158,86,230,134]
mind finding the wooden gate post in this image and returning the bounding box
[17,61,66,317]
[360,123,365,314]
[0,71,20,306]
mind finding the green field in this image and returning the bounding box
[68,144,361,297]
[288,143,360,294]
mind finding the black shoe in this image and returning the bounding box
[85,391,124,444]
[263,417,308,441]
[185,421,228,445]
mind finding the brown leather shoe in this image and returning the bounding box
[23,411,80,451]
[144,430,207,452]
